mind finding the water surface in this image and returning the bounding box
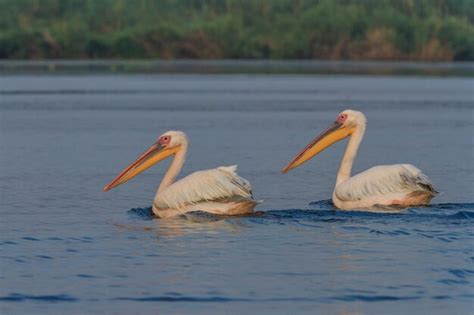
[1,73,473,314]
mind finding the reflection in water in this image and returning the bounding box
[152,212,245,238]
[122,207,251,238]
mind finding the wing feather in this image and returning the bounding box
[154,165,253,210]
[335,164,437,202]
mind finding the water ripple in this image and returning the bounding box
[128,207,154,220]
[127,202,474,223]
[114,296,250,302]
[330,294,420,302]
[447,269,474,279]
[0,294,78,302]
[113,295,317,303]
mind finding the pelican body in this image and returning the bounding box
[282,110,437,210]
[104,131,259,218]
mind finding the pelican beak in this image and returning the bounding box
[282,121,353,173]
[103,143,180,192]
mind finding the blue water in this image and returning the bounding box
[1,72,473,314]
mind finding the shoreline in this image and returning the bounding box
[1,59,473,76]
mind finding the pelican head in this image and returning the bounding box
[282,109,366,173]
[103,130,188,192]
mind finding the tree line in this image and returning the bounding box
[0,0,473,60]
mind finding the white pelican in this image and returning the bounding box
[104,131,259,218]
[282,110,437,210]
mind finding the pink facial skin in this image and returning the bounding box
[336,113,347,123]
[158,135,171,145]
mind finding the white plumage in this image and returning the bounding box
[154,165,253,210]
[335,164,437,203]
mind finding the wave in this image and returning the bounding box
[0,293,78,302]
[329,294,420,302]
[127,201,474,222]
[113,295,317,303]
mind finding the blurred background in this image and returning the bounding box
[1,0,473,61]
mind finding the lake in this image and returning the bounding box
[1,64,473,314]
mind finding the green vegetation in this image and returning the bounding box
[0,0,473,60]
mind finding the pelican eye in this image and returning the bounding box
[158,135,171,145]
